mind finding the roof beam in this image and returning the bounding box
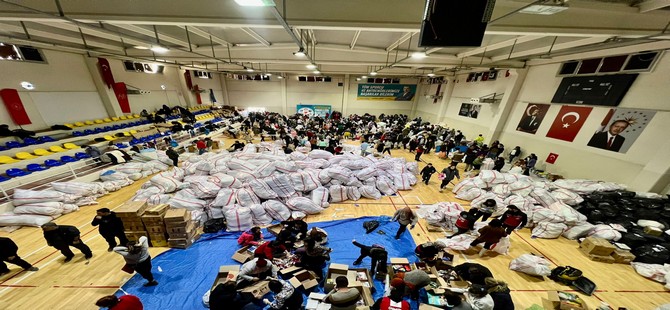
[111,23,192,48]
[178,25,230,46]
[0,22,124,51]
[350,30,361,49]
[386,32,415,51]
[240,27,270,46]
[457,35,545,58]
[32,21,148,47]
[638,0,670,13]
[491,37,607,61]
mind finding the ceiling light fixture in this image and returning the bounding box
[369,71,378,76]
[160,85,167,90]
[234,0,276,6]
[519,0,569,15]
[134,45,150,50]
[412,51,428,59]
[246,67,254,72]
[150,46,169,53]
[362,75,368,79]
[20,81,34,90]
[356,78,361,81]
[265,73,272,76]
[306,64,317,69]
[313,70,321,74]
[277,76,284,79]
[427,73,436,77]
[293,48,306,57]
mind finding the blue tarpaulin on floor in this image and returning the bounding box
[115,216,419,309]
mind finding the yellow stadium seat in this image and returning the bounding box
[103,135,116,141]
[63,143,79,150]
[111,117,120,121]
[103,118,112,123]
[133,114,140,118]
[74,122,86,127]
[49,145,66,153]
[15,152,36,160]
[94,119,104,124]
[129,130,138,134]
[123,132,131,137]
[0,155,19,164]
[120,115,128,120]
[85,120,94,125]
[33,148,53,156]
[64,123,75,128]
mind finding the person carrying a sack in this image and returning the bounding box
[469,219,507,257]
[113,236,158,287]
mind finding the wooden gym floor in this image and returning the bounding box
[0,136,668,309]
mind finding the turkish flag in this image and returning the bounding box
[546,105,593,142]
[0,89,31,125]
[184,70,193,90]
[193,85,202,105]
[546,153,559,164]
[98,58,115,89]
[112,82,131,113]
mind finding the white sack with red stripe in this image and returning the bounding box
[211,188,237,207]
[509,254,552,276]
[286,197,324,215]
[13,189,65,206]
[235,187,261,207]
[311,187,330,208]
[262,200,291,222]
[249,204,273,225]
[264,175,296,198]
[531,222,568,239]
[346,186,361,202]
[329,185,347,203]
[587,224,622,241]
[224,205,253,232]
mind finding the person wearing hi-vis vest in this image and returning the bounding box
[499,205,528,235]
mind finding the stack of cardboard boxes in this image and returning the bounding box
[320,263,374,309]
[141,204,169,247]
[579,236,635,264]
[116,201,149,243]
[164,208,201,249]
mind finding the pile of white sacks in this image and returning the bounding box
[130,142,418,232]
[0,159,170,227]
[418,170,628,248]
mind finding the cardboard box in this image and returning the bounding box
[150,238,168,247]
[306,293,328,310]
[288,269,319,290]
[210,265,240,290]
[644,226,663,236]
[143,203,169,216]
[388,257,413,278]
[141,215,165,226]
[146,225,166,233]
[232,245,254,263]
[579,237,616,256]
[279,266,303,278]
[611,249,636,264]
[325,263,349,289]
[116,201,148,218]
[164,208,191,223]
[124,223,146,232]
[266,224,283,236]
[544,291,588,310]
[239,280,270,299]
[167,234,200,249]
[166,220,196,235]
[125,231,147,242]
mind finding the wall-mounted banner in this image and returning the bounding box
[297,104,332,117]
[458,103,481,119]
[546,105,592,142]
[516,103,550,134]
[357,84,417,101]
[586,108,656,153]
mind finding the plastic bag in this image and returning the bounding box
[224,205,253,232]
[13,189,64,206]
[262,200,291,222]
[509,254,552,276]
[286,197,324,215]
[562,223,595,240]
[490,236,511,254]
[264,175,296,198]
[311,187,330,208]
[531,222,568,239]
[329,185,348,203]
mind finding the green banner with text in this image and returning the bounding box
[357,84,417,101]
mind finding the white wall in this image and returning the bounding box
[225,78,283,112]
[413,83,442,123]
[286,76,345,114]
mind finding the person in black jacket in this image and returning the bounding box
[0,237,38,276]
[420,163,437,185]
[452,263,493,286]
[41,222,92,263]
[165,147,180,167]
[209,281,257,310]
[92,208,129,252]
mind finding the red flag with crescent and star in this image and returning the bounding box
[546,153,559,164]
[97,58,115,89]
[112,82,131,113]
[0,88,31,125]
[546,105,592,142]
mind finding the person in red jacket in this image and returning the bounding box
[470,219,507,257]
[371,282,409,310]
[447,210,476,238]
[237,227,263,247]
[95,294,143,310]
[254,240,287,260]
[500,205,528,235]
[195,138,207,154]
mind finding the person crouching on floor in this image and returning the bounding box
[238,226,263,247]
[236,257,278,289]
[263,279,303,310]
[469,219,507,257]
[414,241,447,263]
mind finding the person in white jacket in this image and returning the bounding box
[113,236,158,287]
[447,284,494,310]
[236,257,279,289]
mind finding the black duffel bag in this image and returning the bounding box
[618,232,649,247]
[203,218,226,233]
[633,244,670,264]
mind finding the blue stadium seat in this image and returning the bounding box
[26,163,47,172]
[0,175,9,182]
[93,128,104,134]
[74,152,90,160]
[38,136,57,143]
[23,137,39,145]
[5,141,23,149]
[112,125,122,130]
[6,168,30,177]
[44,159,64,167]
[129,139,140,145]
[84,129,94,135]
[116,143,128,149]
[60,156,77,163]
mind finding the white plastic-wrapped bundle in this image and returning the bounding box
[549,202,587,225]
[133,187,162,202]
[312,158,331,169]
[168,192,207,211]
[587,224,622,241]
[52,182,106,196]
[417,204,447,227]
[248,179,279,200]
[224,205,253,232]
[147,194,171,205]
[150,175,184,193]
[376,176,397,196]
[262,200,291,221]
[275,161,299,173]
[480,158,495,171]
[436,234,477,251]
[360,185,382,200]
[374,161,394,171]
[308,150,334,160]
[290,151,308,161]
[61,204,79,214]
[329,185,348,203]
[74,196,97,206]
[13,189,64,206]
[509,254,552,276]
[479,170,505,184]
[508,179,533,196]
[193,161,215,176]
[345,177,363,188]
[530,208,565,224]
[562,223,595,240]
[286,197,324,214]
[235,187,261,207]
[294,160,324,170]
[208,173,242,188]
[455,188,485,201]
[530,188,558,208]
[264,175,296,198]
[346,186,361,201]
[531,222,568,239]
[405,162,419,174]
[452,179,477,195]
[340,160,369,171]
[290,171,320,192]
[551,189,584,206]
[227,170,258,182]
[100,170,130,182]
[328,166,353,183]
[317,169,332,184]
[159,167,185,181]
[249,204,273,225]
[13,202,64,216]
[503,195,534,213]
[227,158,257,171]
[491,184,511,198]
[311,187,330,208]
[251,162,275,179]
[190,180,221,199]
[211,188,237,207]
[101,181,122,192]
[187,155,204,163]
[115,162,144,174]
[0,214,56,227]
[209,166,229,175]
